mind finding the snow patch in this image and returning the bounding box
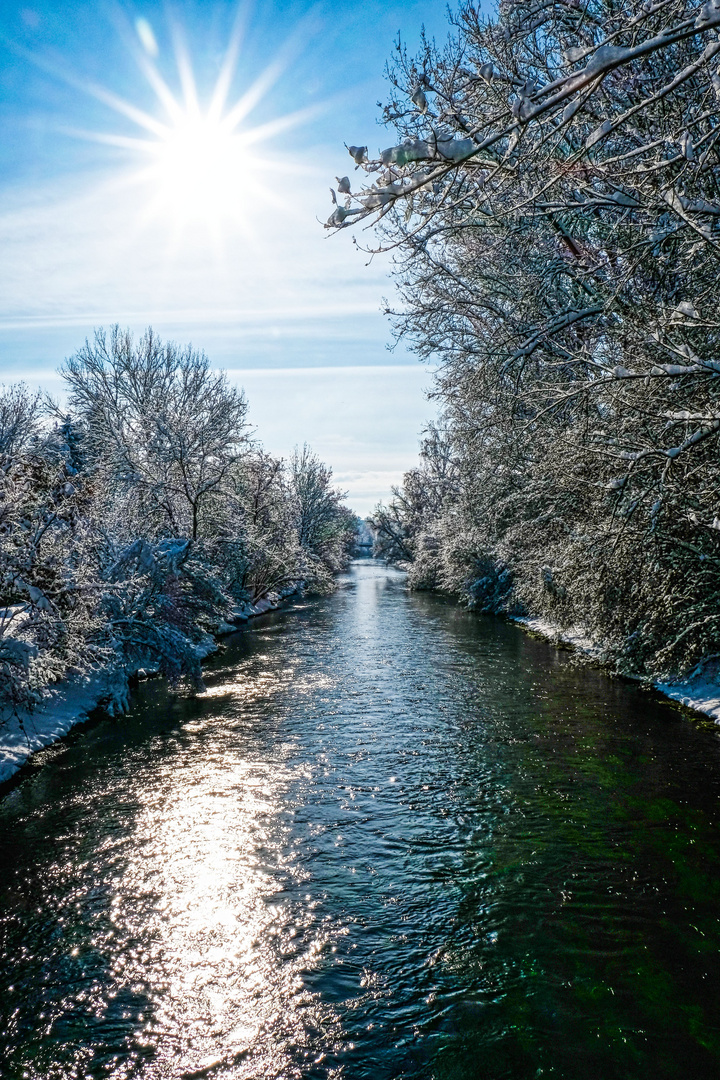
[512,615,602,657]
[655,678,720,722]
[0,673,107,787]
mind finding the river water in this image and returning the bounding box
[2,560,720,1080]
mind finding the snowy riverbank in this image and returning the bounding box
[514,615,720,724]
[0,595,286,788]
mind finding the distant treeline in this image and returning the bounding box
[340,0,720,681]
[0,327,357,720]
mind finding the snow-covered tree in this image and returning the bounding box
[61,326,249,541]
[0,383,42,455]
[332,0,720,678]
[0,418,102,717]
[289,445,357,589]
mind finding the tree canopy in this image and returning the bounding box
[332,0,720,679]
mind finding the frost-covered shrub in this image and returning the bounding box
[98,537,221,690]
[406,530,443,590]
[0,416,102,718]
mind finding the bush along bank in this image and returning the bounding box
[370,428,720,724]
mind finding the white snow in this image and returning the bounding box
[655,677,720,723]
[0,672,107,787]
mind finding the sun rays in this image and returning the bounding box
[49,5,322,236]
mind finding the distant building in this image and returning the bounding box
[355,518,375,551]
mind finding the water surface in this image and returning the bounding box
[2,560,720,1079]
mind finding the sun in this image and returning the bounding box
[60,10,320,230]
[150,115,249,218]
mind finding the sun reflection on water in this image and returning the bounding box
[92,732,342,1078]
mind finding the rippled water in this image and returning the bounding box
[2,560,720,1080]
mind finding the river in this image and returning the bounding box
[2,559,720,1079]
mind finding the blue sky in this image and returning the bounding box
[0,0,453,514]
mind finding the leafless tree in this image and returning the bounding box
[62,326,249,541]
[1,331,357,718]
[0,383,42,456]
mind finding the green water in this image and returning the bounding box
[1,560,720,1079]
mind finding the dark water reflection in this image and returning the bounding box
[2,560,720,1079]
